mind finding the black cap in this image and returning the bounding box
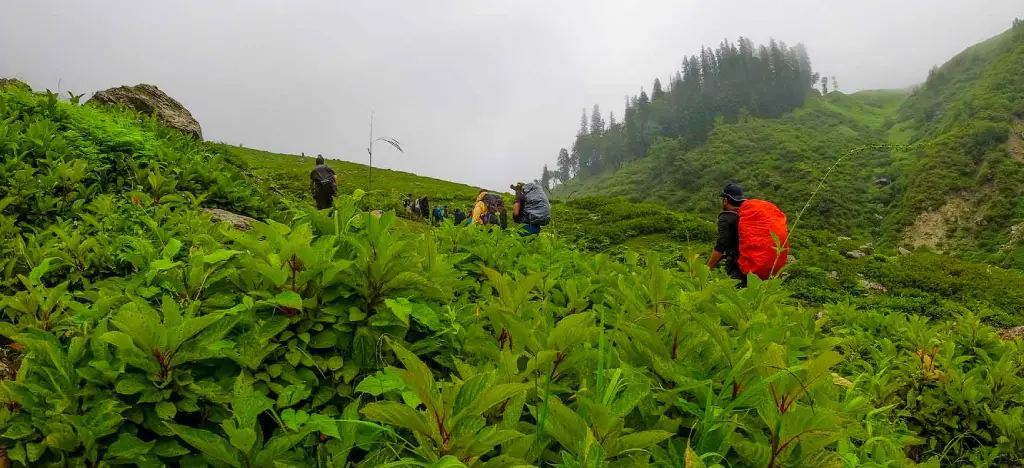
[721,183,745,204]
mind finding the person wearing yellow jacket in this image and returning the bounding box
[471,189,488,225]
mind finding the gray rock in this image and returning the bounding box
[0,78,30,91]
[999,326,1024,340]
[88,84,203,139]
[898,247,911,256]
[204,208,257,231]
[858,279,888,293]
[845,250,867,259]
[827,271,839,280]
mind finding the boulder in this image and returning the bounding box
[0,78,30,91]
[203,208,257,231]
[88,84,202,139]
[999,326,1024,340]
[845,250,867,259]
[858,278,887,293]
[898,247,912,256]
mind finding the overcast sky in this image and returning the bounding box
[2,1,1020,190]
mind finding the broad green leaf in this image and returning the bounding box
[277,384,311,408]
[361,401,432,437]
[385,298,411,326]
[156,401,177,420]
[387,340,439,412]
[463,383,531,417]
[166,423,241,468]
[162,238,183,259]
[3,422,34,440]
[605,430,672,456]
[354,371,406,396]
[152,438,190,457]
[29,257,57,284]
[326,356,344,371]
[203,249,240,264]
[233,373,274,428]
[430,456,468,468]
[309,331,337,349]
[274,291,303,310]
[253,431,312,466]
[106,432,154,459]
[115,374,151,395]
[453,373,490,416]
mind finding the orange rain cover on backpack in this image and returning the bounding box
[737,199,789,280]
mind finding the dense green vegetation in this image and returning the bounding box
[3,24,1024,468]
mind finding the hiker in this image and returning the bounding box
[309,154,338,210]
[432,205,447,224]
[511,182,551,237]
[453,207,467,225]
[419,197,430,221]
[472,189,507,228]
[404,194,414,217]
[706,183,789,286]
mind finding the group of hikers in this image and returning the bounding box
[311,156,788,284]
[311,155,552,237]
[401,183,552,236]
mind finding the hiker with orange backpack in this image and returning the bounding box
[706,183,789,286]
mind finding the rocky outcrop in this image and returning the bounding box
[203,208,257,231]
[88,84,202,139]
[999,326,1024,340]
[845,250,867,259]
[0,78,30,91]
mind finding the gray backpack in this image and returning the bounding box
[521,183,551,226]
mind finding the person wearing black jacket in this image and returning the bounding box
[706,183,747,286]
[309,155,338,210]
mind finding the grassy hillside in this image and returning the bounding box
[212,143,486,214]
[4,82,1024,467]
[554,92,904,237]
[883,24,1024,267]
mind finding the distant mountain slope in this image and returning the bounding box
[554,91,905,236]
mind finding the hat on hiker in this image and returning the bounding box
[316,154,325,165]
[721,183,745,204]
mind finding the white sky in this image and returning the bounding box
[2,1,1021,190]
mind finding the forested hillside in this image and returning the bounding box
[550,21,1024,265]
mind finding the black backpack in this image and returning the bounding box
[311,166,337,196]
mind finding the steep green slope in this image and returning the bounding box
[884,23,1024,267]
[555,92,904,236]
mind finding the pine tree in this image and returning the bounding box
[652,78,665,100]
[821,76,829,95]
[608,111,617,128]
[555,148,570,182]
[578,108,589,136]
[831,76,838,92]
[541,165,552,192]
[590,104,605,134]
